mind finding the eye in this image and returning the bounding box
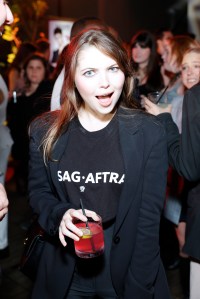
[109,66,119,72]
[83,70,95,77]
[194,64,200,69]
[181,66,187,71]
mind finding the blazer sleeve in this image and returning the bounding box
[158,85,200,181]
[123,124,169,298]
[28,120,74,236]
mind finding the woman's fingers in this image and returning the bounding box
[58,208,99,246]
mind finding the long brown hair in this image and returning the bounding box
[42,29,135,163]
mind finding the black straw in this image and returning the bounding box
[79,198,96,253]
[80,198,89,228]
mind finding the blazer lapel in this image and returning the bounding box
[114,115,144,233]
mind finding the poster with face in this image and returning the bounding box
[49,19,74,67]
[188,0,200,41]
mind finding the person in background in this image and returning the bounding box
[142,46,200,299]
[155,28,174,57]
[130,30,164,102]
[7,41,37,98]
[28,29,170,299]
[8,52,53,195]
[0,1,13,263]
[160,35,199,104]
[0,74,13,258]
[50,16,109,111]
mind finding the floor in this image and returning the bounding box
[0,178,186,299]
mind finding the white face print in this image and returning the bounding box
[181,52,200,89]
[0,1,13,34]
[75,45,125,123]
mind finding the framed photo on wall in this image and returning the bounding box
[48,18,74,67]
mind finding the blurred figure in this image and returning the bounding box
[8,53,53,194]
[7,42,37,97]
[0,0,13,264]
[155,28,173,56]
[0,0,14,260]
[0,74,13,258]
[36,37,50,61]
[130,30,164,102]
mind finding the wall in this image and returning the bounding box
[46,0,188,42]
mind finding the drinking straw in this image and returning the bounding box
[156,85,168,104]
[79,198,96,253]
[156,72,181,104]
[80,198,89,228]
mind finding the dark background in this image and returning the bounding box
[46,0,188,41]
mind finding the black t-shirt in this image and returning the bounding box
[58,114,125,222]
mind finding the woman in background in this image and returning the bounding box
[8,52,53,194]
[130,30,164,102]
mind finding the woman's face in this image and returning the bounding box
[181,52,200,89]
[26,59,46,85]
[74,45,125,117]
[0,1,13,32]
[131,43,151,66]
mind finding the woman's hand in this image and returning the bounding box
[141,95,172,116]
[59,208,99,247]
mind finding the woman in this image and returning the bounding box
[8,52,53,193]
[130,30,164,101]
[29,29,170,299]
[7,42,38,97]
[142,47,200,299]
[160,35,198,105]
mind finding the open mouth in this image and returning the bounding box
[96,92,113,106]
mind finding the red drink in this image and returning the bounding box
[74,222,104,258]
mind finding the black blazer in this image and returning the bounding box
[28,106,171,299]
[158,84,200,260]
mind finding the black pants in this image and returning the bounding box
[66,222,118,299]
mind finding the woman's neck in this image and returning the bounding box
[78,107,117,132]
[25,82,39,96]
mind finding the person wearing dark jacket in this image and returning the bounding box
[28,29,171,299]
[142,82,200,299]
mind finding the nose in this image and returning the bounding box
[186,67,193,75]
[99,72,109,88]
[5,5,14,25]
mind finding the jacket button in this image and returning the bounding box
[113,236,120,244]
